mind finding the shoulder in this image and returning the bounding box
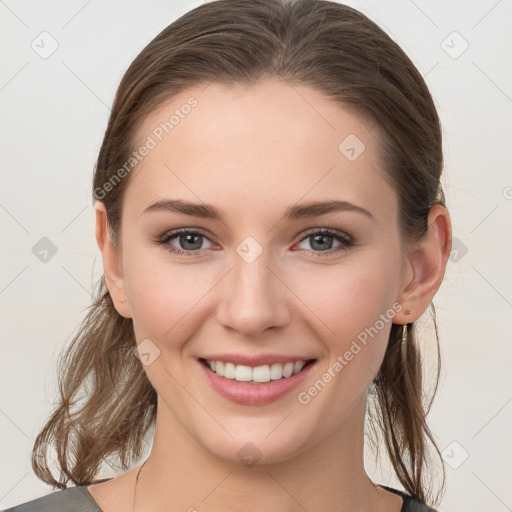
[380,485,439,512]
[401,497,439,512]
[2,485,102,512]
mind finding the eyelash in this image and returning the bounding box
[155,228,355,258]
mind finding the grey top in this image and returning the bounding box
[2,483,103,512]
[2,481,438,511]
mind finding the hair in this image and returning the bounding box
[32,0,447,506]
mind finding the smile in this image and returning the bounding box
[202,358,314,383]
[198,358,317,405]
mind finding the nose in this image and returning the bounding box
[216,246,291,338]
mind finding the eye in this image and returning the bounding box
[294,228,354,257]
[156,228,215,256]
[156,227,354,258]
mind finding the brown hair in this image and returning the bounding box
[32,0,447,506]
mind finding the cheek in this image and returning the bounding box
[286,251,402,374]
[124,247,217,343]
[291,262,402,420]
[295,257,400,333]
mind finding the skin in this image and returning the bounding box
[91,79,451,512]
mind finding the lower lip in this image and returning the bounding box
[197,358,317,406]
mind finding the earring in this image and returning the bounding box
[401,323,408,344]
[120,299,127,304]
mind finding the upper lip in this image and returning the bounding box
[199,354,316,367]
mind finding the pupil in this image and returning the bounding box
[182,234,201,250]
[312,234,332,251]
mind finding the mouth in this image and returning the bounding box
[197,357,317,406]
[199,357,316,384]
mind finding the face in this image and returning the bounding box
[111,80,411,465]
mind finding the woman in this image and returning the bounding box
[5,0,452,510]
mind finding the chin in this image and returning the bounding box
[194,421,313,469]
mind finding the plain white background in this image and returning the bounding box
[1,1,511,510]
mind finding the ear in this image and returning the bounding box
[394,204,452,324]
[94,201,132,319]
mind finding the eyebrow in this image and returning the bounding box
[141,198,374,221]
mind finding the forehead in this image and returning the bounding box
[125,79,396,222]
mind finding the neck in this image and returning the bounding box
[133,395,398,512]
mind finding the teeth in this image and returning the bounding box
[282,362,294,378]
[254,365,271,382]
[224,362,236,379]
[205,359,308,383]
[293,361,305,374]
[235,364,252,381]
